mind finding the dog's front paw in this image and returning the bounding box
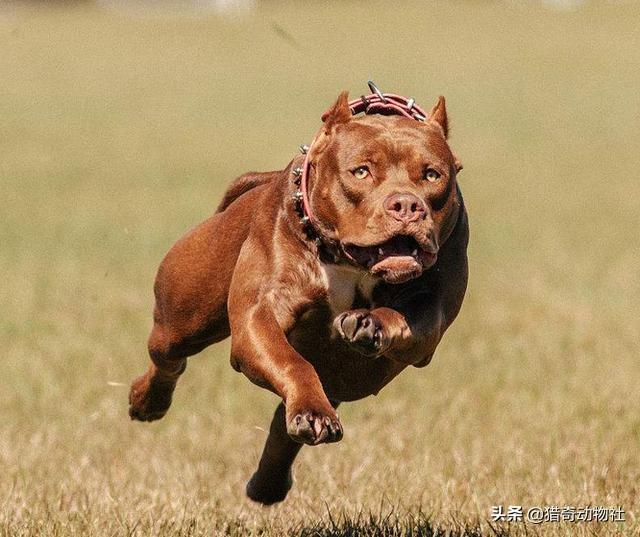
[128,373,175,422]
[285,398,343,446]
[334,309,390,357]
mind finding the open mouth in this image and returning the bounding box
[342,235,437,283]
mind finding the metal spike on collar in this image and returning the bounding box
[293,167,303,177]
[292,191,303,202]
[300,216,310,225]
[299,144,309,154]
[367,80,387,103]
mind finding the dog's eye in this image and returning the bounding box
[352,166,370,180]
[424,168,441,182]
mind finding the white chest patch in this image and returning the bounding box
[319,263,378,317]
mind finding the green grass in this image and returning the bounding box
[1,1,639,535]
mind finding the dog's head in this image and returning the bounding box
[307,91,463,284]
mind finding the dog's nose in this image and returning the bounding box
[384,193,426,223]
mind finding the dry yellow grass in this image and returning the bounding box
[1,1,639,535]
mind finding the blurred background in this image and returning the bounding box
[1,1,639,535]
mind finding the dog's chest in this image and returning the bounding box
[319,263,377,317]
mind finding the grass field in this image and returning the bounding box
[1,1,639,535]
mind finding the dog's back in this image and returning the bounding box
[215,170,279,213]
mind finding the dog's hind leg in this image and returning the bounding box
[128,320,223,422]
[246,400,340,504]
[129,184,267,422]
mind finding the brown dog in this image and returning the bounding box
[129,86,468,504]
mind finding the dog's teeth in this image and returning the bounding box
[412,249,418,256]
[378,248,384,256]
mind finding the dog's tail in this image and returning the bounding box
[215,171,278,213]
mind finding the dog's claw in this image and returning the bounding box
[287,409,343,445]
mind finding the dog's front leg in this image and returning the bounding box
[229,286,343,446]
[334,301,444,367]
[336,231,468,366]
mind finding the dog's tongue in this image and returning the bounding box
[371,255,423,284]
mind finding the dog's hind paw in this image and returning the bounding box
[128,373,175,422]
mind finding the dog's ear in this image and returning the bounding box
[454,156,463,173]
[428,95,448,139]
[321,91,351,132]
